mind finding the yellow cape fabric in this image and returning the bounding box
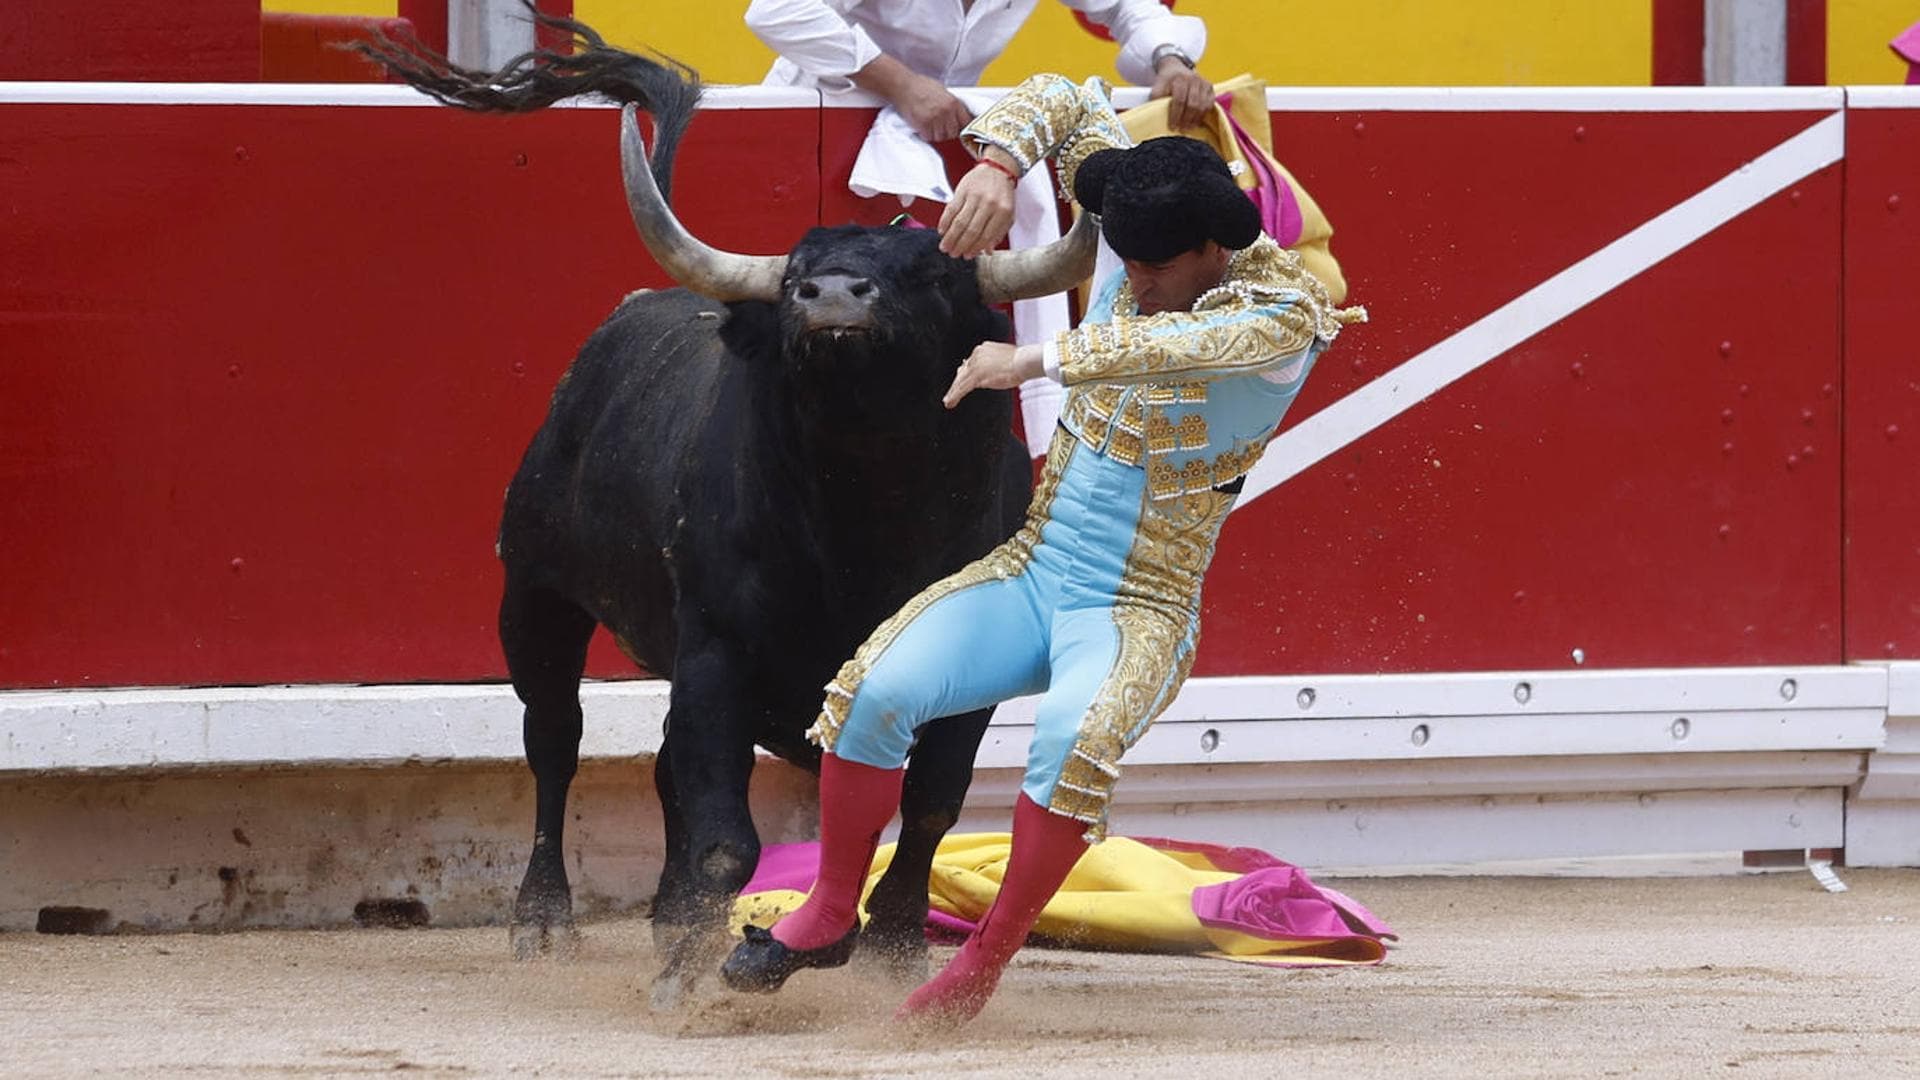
[730,833,1386,967]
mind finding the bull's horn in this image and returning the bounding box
[974,210,1099,304]
[620,104,786,303]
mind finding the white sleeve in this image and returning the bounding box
[1040,337,1065,382]
[744,0,885,90]
[1058,0,1207,86]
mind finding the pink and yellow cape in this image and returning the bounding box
[731,834,1396,967]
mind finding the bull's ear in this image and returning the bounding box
[620,104,787,302]
[975,212,1098,304]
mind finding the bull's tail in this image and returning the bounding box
[354,5,700,197]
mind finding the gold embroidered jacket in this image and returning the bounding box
[964,75,1363,499]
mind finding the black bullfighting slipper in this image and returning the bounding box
[720,923,860,993]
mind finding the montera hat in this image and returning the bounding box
[1072,136,1262,262]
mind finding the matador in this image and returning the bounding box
[722,72,1364,1023]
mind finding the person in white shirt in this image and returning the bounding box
[745,0,1214,140]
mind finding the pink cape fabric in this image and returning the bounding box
[1134,835,1396,942]
[1896,22,1920,84]
[740,835,1396,950]
[1215,92,1304,248]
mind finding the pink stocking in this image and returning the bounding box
[771,754,904,952]
[897,793,1089,1024]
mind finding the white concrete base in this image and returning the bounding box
[953,754,1855,868]
[1844,666,1920,867]
[0,758,816,935]
[3,662,1914,933]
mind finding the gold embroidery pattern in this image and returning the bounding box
[1143,382,1207,406]
[1062,385,1213,472]
[1059,237,1363,388]
[808,438,1079,751]
[1059,299,1320,386]
[1144,411,1209,454]
[961,74,1128,202]
[1046,486,1235,838]
[1060,384,1126,460]
[1145,435,1272,500]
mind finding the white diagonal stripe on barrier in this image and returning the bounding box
[1239,110,1846,508]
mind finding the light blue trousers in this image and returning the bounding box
[823,438,1211,831]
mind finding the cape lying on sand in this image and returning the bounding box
[732,833,1397,966]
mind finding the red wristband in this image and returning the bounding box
[977,156,1020,184]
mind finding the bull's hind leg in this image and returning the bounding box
[858,705,994,982]
[500,581,597,960]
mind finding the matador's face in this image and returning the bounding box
[1121,241,1232,316]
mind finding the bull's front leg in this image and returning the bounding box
[647,643,762,1011]
[858,705,994,982]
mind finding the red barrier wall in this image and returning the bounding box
[1842,93,1920,660]
[0,0,259,82]
[1203,105,1844,675]
[0,87,1905,688]
[260,14,415,84]
[0,94,817,687]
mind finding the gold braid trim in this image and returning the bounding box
[1146,434,1273,500]
[1045,485,1234,839]
[1062,386,1210,471]
[1058,239,1363,387]
[1059,294,1319,386]
[807,439,1079,751]
[960,74,1129,205]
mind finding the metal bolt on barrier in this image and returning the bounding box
[1296,687,1316,710]
[1513,681,1532,705]
[1780,678,1798,701]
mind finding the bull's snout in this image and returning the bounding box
[793,273,880,333]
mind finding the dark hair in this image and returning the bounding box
[1073,137,1260,261]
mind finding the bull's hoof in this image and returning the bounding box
[647,924,731,1012]
[852,935,931,985]
[719,924,860,994]
[509,919,581,961]
[648,968,690,1012]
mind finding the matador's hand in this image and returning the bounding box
[943,342,1046,408]
[938,155,1018,259]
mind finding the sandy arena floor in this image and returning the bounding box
[3,870,1917,1079]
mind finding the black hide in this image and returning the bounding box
[499,231,1029,998]
[362,16,1030,1005]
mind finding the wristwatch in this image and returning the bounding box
[1151,44,1195,71]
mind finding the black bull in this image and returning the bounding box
[363,19,1097,1005]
